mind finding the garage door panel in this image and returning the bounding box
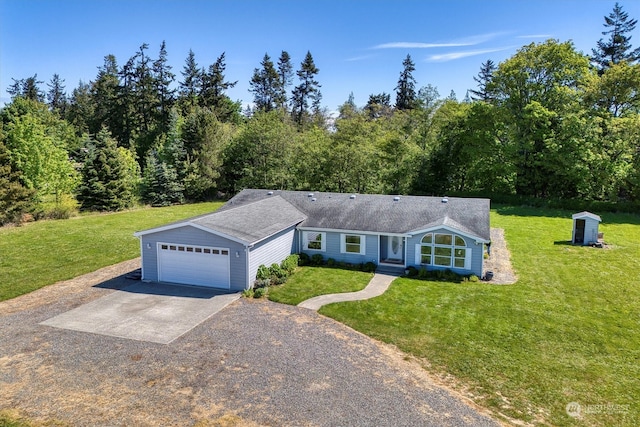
[158,243,230,289]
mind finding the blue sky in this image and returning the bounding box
[1,0,639,111]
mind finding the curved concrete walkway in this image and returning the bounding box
[298,272,400,310]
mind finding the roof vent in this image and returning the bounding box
[308,192,314,197]
[350,194,357,199]
[393,196,400,202]
[267,191,274,195]
[441,196,448,203]
[311,197,317,202]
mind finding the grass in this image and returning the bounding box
[267,266,373,305]
[312,207,640,427]
[0,202,222,301]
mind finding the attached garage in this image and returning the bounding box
[157,243,230,289]
[134,195,306,291]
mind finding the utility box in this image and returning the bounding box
[572,211,602,245]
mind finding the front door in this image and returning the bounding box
[387,236,403,260]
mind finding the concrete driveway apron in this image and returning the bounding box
[41,282,240,344]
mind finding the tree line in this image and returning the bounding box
[2,3,640,225]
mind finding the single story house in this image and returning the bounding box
[134,189,491,291]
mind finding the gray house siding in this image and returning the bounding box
[299,230,378,265]
[406,228,484,277]
[139,225,247,291]
[248,227,297,286]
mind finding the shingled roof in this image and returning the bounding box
[136,189,490,244]
[220,189,491,242]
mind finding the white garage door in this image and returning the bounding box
[158,243,230,289]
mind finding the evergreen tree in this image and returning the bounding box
[200,52,240,121]
[249,53,280,111]
[46,74,67,116]
[65,81,94,136]
[179,49,201,110]
[152,41,176,132]
[276,51,294,110]
[395,54,417,110]
[0,134,34,225]
[291,51,321,127]
[7,75,44,102]
[365,93,392,119]
[91,55,120,136]
[141,150,184,206]
[77,128,136,211]
[469,59,497,101]
[592,2,640,71]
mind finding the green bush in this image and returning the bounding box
[363,261,377,273]
[468,274,479,282]
[405,266,419,277]
[269,263,287,279]
[242,288,254,298]
[256,264,270,281]
[326,258,337,267]
[281,254,299,274]
[311,253,324,266]
[254,278,271,288]
[253,287,268,298]
[418,267,430,279]
[298,252,310,266]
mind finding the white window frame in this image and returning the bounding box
[303,231,326,252]
[415,233,471,270]
[340,233,366,255]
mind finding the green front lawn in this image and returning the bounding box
[268,267,373,305]
[0,202,222,301]
[313,207,640,426]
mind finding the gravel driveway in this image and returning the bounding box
[0,261,500,426]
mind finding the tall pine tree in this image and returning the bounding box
[395,54,417,110]
[276,51,294,111]
[291,51,321,127]
[179,49,201,111]
[249,53,280,112]
[469,59,497,101]
[592,2,640,72]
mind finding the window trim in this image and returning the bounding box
[340,233,366,255]
[303,231,326,252]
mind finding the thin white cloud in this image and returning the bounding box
[374,42,472,49]
[373,32,508,49]
[518,34,553,39]
[426,47,514,62]
[346,54,376,62]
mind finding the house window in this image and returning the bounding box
[419,233,468,268]
[303,231,326,251]
[341,234,365,255]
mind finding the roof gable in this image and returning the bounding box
[572,211,602,222]
[135,195,306,245]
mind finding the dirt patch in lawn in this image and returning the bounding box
[483,228,517,285]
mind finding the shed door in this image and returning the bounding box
[574,219,585,244]
[158,243,230,289]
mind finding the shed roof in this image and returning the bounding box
[572,211,602,222]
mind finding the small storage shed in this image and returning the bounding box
[571,211,602,245]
